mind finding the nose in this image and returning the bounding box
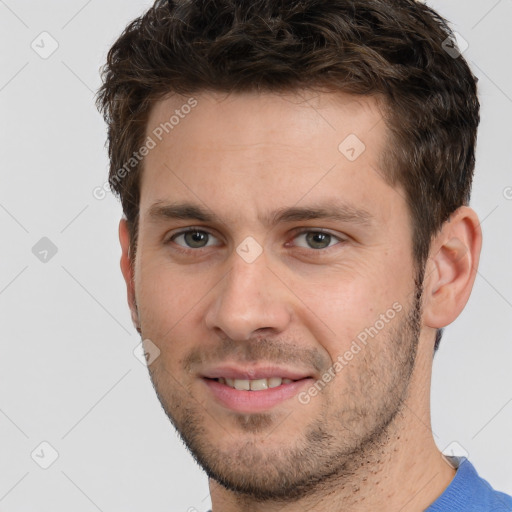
[204,247,293,341]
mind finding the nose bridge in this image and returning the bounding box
[205,246,292,340]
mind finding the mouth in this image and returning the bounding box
[201,372,314,413]
[207,376,297,391]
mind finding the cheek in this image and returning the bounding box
[291,257,407,357]
[134,257,205,345]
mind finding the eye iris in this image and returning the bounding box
[306,232,331,249]
[184,231,208,248]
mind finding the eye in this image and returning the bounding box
[292,230,344,250]
[169,229,221,249]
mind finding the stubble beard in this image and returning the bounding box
[141,281,423,503]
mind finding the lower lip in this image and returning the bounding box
[202,378,313,413]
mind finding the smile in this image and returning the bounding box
[214,377,295,391]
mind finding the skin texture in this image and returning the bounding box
[119,90,482,512]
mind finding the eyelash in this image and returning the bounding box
[165,227,347,254]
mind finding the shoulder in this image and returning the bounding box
[427,457,512,512]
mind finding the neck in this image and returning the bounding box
[209,348,456,512]
[209,419,455,512]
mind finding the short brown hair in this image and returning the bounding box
[97,0,480,350]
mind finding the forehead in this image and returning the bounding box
[146,89,386,151]
[139,90,399,227]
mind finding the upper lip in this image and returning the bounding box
[201,365,313,381]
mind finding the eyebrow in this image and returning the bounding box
[147,200,374,228]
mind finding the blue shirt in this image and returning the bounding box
[205,457,512,511]
[426,456,512,511]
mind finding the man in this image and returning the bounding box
[97,0,512,510]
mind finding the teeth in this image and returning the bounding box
[234,379,250,390]
[268,377,283,388]
[217,377,296,390]
[250,379,268,391]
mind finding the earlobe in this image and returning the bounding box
[119,218,140,332]
[423,206,482,329]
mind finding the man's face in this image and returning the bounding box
[127,91,424,500]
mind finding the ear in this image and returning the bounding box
[119,218,140,333]
[422,206,482,329]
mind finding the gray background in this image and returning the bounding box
[1,1,511,511]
